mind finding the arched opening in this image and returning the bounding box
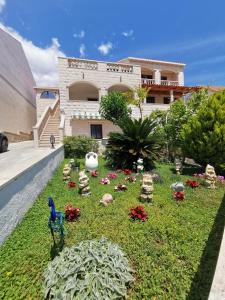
[69,82,99,101]
[141,67,154,80]
[40,91,56,99]
[160,70,178,83]
[108,84,132,94]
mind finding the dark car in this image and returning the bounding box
[0,133,8,152]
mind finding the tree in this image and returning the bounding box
[99,92,131,126]
[181,90,225,171]
[125,86,150,120]
[106,117,163,170]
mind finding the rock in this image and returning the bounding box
[170,182,184,192]
[100,193,113,206]
[63,164,71,181]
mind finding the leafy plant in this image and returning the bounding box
[181,90,225,171]
[64,135,99,158]
[99,91,131,125]
[129,206,148,221]
[43,238,134,299]
[106,117,162,170]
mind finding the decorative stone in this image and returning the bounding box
[78,170,91,196]
[114,184,127,192]
[170,182,184,192]
[85,152,98,172]
[140,174,153,203]
[175,158,182,175]
[100,193,113,206]
[205,164,217,189]
[63,164,71,181]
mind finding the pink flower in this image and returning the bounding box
[100,178,110,185]
[107,173,118,179]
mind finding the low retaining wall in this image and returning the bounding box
[0,146,64,245]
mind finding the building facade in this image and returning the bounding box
[0,29,36,142]
[34,56,198,147]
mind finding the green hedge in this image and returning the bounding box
[63,135,99,158]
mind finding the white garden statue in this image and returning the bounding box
[85,152,98,172]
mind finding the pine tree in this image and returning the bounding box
[181,90,225,171]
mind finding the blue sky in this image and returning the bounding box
[0,0,224,86]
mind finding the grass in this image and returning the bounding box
[0,159,224,300]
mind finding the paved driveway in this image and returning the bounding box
[0,141,59,188]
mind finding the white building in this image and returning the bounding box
[0,29,36,142]
[34,56,198,147]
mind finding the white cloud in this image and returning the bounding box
[98,42,113,55]
[73,30,85,39]
[0,23,66,86]
[79,44,86,58]
[0,0,5,12]
[122,30,134,38]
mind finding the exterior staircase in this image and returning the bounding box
[33,99,64,148]
[39,106,60,147]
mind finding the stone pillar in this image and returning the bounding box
[154,69,161,84]
[170,90,174,103]
[178,71,184,86]
[99,88,107,101]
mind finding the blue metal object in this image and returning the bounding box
[48,197,65,242]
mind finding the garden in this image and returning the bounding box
[0,89,225,299]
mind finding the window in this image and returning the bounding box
[146,96,155,104]
[40,91,56,99]
[87,98,98,101]
[141,74,153,79]
[90,124,103,139]
[161,76,167,81]
[163,97,170,104]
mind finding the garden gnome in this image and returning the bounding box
[175,158,182,175]
[78,170,91,196]
[140,173,153,203]
[205,164,217,189]
[63,164,71,181]
[137,158,144,173]
[100,193,113,206]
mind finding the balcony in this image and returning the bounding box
[68,58,133,74]
[141,78,179,86]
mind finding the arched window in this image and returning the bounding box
[40,91,56,99]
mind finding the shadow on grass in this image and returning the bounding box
[170,164,203,176]
[187,192,225,300]
[50,236,65,260]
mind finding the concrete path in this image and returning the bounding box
[0,141,60,188]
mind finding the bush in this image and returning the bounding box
[63,135,99,158]
[99,92,131,125]
[181,90,225,171]
[43,238,134,299]
[106,117,162,170]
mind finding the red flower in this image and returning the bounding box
[129,205,148,222]
[186,179,199,188]
[91,171,98,177]
[123,169,132,175]
[108,173,118,179]
[65,204,80,221]
[173,191,185,201]
[68,181,76,188]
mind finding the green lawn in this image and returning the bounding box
[0,159,224,300]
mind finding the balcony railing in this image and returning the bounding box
[141,78,179,86]
[67,58,133,73]
[141,78,155,85]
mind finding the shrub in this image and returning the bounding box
[181,90,225,171]
[43,238,134,299]
[106,117,162,170]
[63,135,99,158]
[99,91,131,125]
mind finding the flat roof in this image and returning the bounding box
[34,86,59,91]
[119,57,186,67]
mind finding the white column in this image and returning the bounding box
[154,69,161,84]
[178,71,184,86]
[170,90,174,103]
